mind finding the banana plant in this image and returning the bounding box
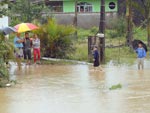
[34,19,75,58]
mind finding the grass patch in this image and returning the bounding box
[68,42,88,61]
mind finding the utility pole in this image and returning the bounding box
[74,0,78,39]
[99,0,105,63]
[126,0,133,47]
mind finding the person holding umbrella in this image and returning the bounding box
[14,33,24,69]
[13,23,39,65]
[135,42,146,70]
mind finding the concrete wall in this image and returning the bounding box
[53,12,117,29]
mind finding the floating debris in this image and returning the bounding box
[5,83,11,87]
[109,84,122,90]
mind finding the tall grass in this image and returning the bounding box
[71,27,148,64]
[69,42,88,61]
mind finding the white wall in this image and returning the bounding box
[0,16,9,28]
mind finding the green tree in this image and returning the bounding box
[0,0,13,86]
[0,32,14,86]
[8,0,51,25]
[140,0,150,46]
[132,0,150,46]
[0,0,9,17]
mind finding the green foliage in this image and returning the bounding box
[35,19,75,58]
[0,32,14,83]
[133,27,147,42]
[69,43,88,61]
[71,28,139,63]
[0,0,9,17]
[131,0,150,45]
[106,46,136,64]
[108,16,127,38]
[7,0,51,25]
[77,27,98,42]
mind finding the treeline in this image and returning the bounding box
[118,0,150,46]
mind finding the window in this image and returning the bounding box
[109,2,116,9]
[45,1,63,12]
[77,2,93,13]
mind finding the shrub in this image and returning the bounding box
[108,16,127,38]
[0,33,14,83]
[35,19,75,58]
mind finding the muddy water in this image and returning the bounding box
[1,60,150,113]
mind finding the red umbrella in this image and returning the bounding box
[14,23,39,33]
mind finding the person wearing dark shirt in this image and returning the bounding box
[23,32,32,65]
[93,46,103,71]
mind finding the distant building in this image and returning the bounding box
[3,0,119,28]
[44,0,118,13]
[43,0,118,28]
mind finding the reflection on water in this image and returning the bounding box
[0,60,150,113]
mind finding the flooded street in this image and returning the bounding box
[1,60,150,113]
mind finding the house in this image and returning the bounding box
[44,0,118,13]
[3,0,118,28]
[43,0,118,28]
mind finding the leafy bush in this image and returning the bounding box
[35,19,75,58]
[0,33,14,83]
[68,43,88,61]
[8,0,52,25]
[108,16,127,38]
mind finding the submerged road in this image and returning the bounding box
[0,60,150,113]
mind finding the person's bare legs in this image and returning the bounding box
[138,58,144,70]
[138,58,141,70]
[141,58,144,70]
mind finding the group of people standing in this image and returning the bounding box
[14,32,41,68]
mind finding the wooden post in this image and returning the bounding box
[88,36,92,61]
[99,0,105,63]
[126,0,133,47]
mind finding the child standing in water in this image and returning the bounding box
[136,43,146,70]
[93,46,102,71]
[32,34,41,64]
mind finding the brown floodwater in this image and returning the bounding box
[1,60,150,113]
